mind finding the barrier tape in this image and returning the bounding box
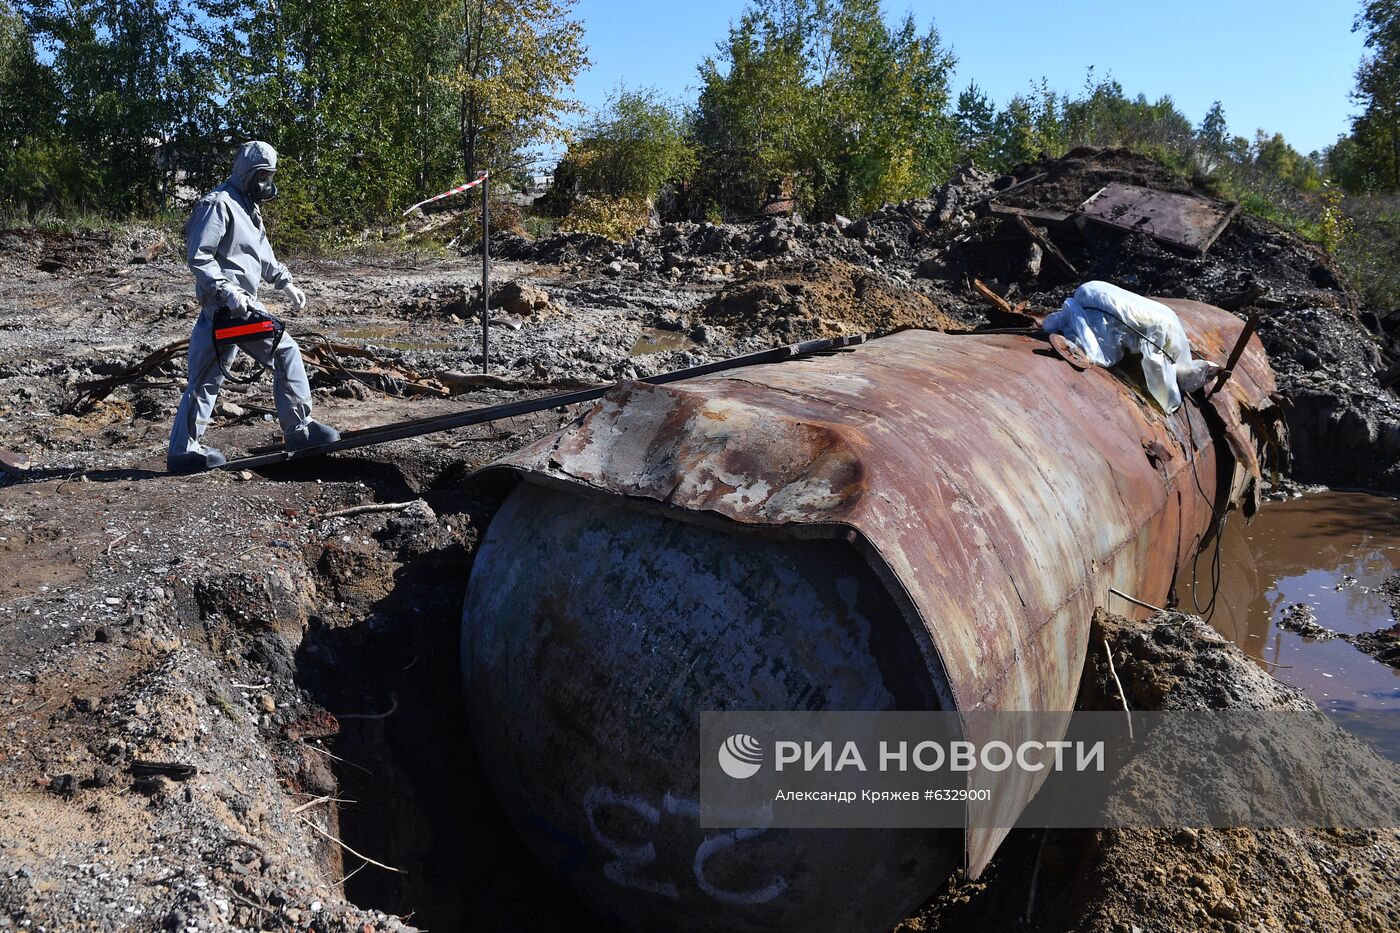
[402,171,489,216]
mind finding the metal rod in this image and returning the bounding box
[1206,309,1261,397]
[221,334,867,470]
[1107,586,1165,614]
[482,172,490,375]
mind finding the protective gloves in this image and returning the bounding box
[224,287,250,316]
[286,284,307,311]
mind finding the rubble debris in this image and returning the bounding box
[299,342,450,398]
[932,163,1000,224]
[1276,602,1339,639]
[970,278,1039,328]
[435,370,602,393]
[1349,622,1400,666]
[490,280,551,316]
[0,448,30,475]
[321,499,430,520]
[129,239,167,265]
[696,258,960,341]
[65,338,190,413]
[1012,212,1078,277]
[129,760,198,780]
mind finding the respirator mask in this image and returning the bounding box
[249,171,278,203]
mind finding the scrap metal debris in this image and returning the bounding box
[1078,181,1240,255]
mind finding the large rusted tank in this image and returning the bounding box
[462,300,1279,932]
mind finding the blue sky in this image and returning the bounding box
[566,0,1368,157]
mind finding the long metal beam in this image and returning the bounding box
[220,334,868,471]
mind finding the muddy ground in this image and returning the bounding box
[1,149,1398,931]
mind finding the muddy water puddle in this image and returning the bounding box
[1211,492,1400,713]
[629,326,698,356]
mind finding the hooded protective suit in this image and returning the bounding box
[168,141,336,472]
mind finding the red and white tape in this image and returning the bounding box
[402,171,489,216]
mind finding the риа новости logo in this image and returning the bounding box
[718,733,763,779]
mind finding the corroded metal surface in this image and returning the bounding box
[464,300,1279,929]
[1079,182,1241,255]
[464,486,955,932]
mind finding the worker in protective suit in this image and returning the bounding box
[167,141,339,473]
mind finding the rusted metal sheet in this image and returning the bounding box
[463,301,1279,931]
[1079,182,1240,255]
[0,449,30,475]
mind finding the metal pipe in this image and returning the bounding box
[462,300,1281,932]
[481,172,490,374]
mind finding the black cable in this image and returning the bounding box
[1181,394,1226,620]
[217,350,271,385]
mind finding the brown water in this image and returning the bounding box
[629,327,698,357]
[1210,492,1400,712]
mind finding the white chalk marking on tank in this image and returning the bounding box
[661,791,701,818]
[694,827,789,905]
[582,785,680,899]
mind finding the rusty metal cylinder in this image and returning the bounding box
[462,304,1278,932]
[463,482,954,933]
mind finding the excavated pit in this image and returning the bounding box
[237,460,603,931]
[280,474,1400,933]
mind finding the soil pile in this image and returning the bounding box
[697,258,961,342]
[902,611,1400,933]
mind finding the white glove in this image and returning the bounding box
[287,284,307,311]
[224,287,250,315]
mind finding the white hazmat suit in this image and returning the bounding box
[167,141,338,472]
[1042,280,1220,413]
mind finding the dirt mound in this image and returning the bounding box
[697,258,960,342]
[1000,146,1201,212]
[902,610,1400,933]
[494,229,614,265]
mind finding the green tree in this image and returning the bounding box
[440,0,589,181]
[1350,0,1400,189]
[1253,130,1320,190]
[0,1,69,208]
[16,0,224,213]
[953,81,997,165]
[1198,100,1229,151]
[694,3,809,216]
[693,0,954,218]
[207,0,587,230]
[213,0,462,224]
[991,80,1068,168]
[1195,100,1230,174]
[568,86,696,200]
[1324,134,1370,191]
[820,0,955,215]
